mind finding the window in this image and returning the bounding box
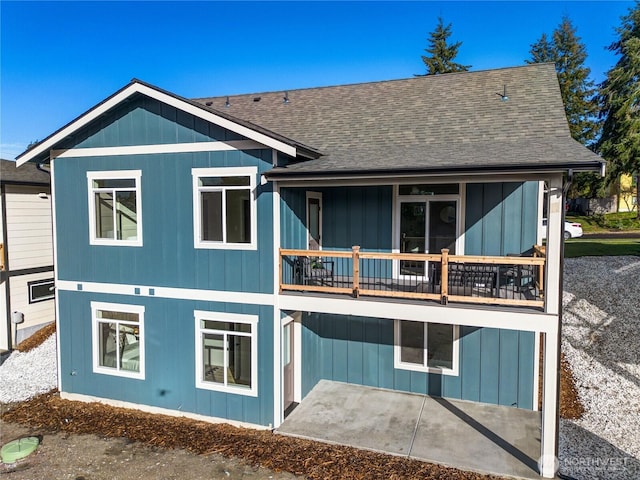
[399,183,459,195]
[192,167,257,249]
[394,320,459,375]
[91,302,145,379]
[87,170,142,246]
[195,311,258,396]
[28,278,55,303]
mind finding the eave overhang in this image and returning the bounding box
[264,161,604,182]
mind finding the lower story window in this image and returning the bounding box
[394,320,459,375]
[195,311,258,396]
[28,278,55,303]
[92,302,145,379]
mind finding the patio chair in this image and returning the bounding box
[502,253,535,293]
[295,256,334,287]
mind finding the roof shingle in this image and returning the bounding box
[194,63,602,177]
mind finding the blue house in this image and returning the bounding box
[17,64,602,478]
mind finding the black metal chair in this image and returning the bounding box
[295,256,334,286]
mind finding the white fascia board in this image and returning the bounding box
[51,140,265,159]
[278,294,559,334]
[275,173,555,188]
[17,86,136,166]
[17,82,296,166]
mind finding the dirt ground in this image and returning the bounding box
[0,420,302,480]
[1,392,505,480]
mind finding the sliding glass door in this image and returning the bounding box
[398,196,458,279]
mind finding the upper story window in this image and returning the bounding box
[87,170,142,247]
[91,301,145,380]
[192,167,257,250]
[399,184,459,196]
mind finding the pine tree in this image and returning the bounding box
[526,33,555,64]
[553,17,599,146]
[528,17,603,201]
[598,2,640,216]
[418,17,470,75]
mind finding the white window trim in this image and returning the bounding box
[194,310,258,397]
[87,170,143,247]
[28,278,55,304]
[91,301,145,380]
[393,320,459,376]
[192,166,258,250]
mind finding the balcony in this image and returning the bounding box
[279,246,546,309]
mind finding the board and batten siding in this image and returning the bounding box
[279,186,393,251]
[57,290,275,426]
[301,313,535,410]
[4,185,53,271]
[464,182,539,256]
[58,94,246,149]
[52,98,275,294]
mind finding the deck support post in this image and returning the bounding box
[352,246,360,298]
[278,248,283,294]
[539,173,563,478]
[540,329,560,477]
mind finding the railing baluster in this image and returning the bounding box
[278,247,545,308]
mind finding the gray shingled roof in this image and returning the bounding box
[194,63,602,178]
[0,159,50,185]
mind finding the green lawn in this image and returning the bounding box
[567,211,640,233]
[564,238,640,258]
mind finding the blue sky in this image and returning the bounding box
[0,1,634,160]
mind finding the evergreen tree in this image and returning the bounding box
[528,17,603,202]
[526,33,555,64]
[553,17,599,146]
[527,18,599,145]
[598,2,640,216]
[418,17,470,75]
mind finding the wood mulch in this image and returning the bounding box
[14,322,56,353]
[537,333,586,419]
[1,391,506,480]
[3,325,585,479]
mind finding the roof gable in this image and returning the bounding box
[54,94,251,151]
[16,80,320,166]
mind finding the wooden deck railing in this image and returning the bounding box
[280,246,547,309]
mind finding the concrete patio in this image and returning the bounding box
[277,380,543,479]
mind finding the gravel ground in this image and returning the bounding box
[1,256,639,479]
[560,256,640,480]
[0,334,57,403]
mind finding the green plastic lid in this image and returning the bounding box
[1,436,40,463]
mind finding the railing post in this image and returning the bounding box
[534,244,545,298]
[352,245,360,298]
[440,248,449,305]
